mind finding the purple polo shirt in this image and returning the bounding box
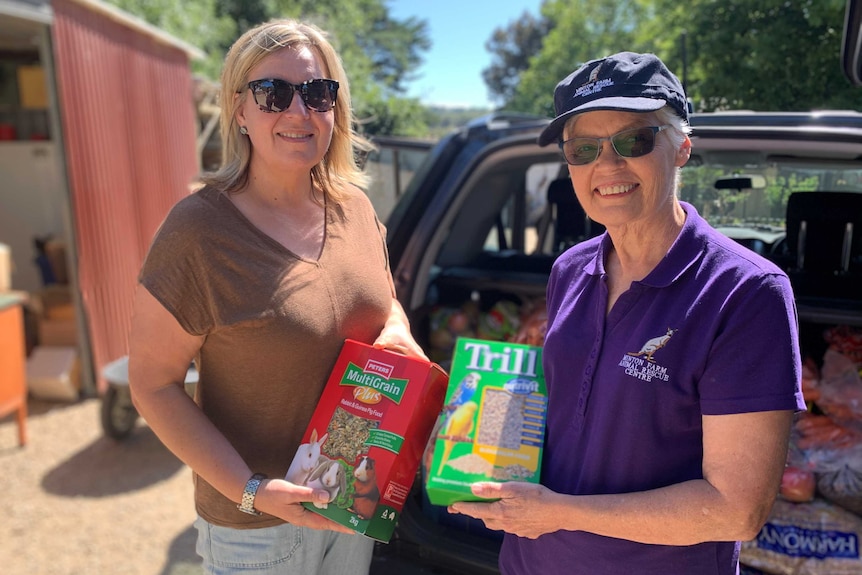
[500,202,804,575]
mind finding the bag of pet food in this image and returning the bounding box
[286,339,448,542]
[741,498,862,575]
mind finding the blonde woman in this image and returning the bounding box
[128,19,425,575]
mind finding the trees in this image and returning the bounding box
[102,0,862,138]
[485,0,646,117]
[106,0,236,79]
[104,0,432,136]
[483,11,553,107]
[645,0,861,111]
[271,0,432,135]
[486,0,861,117]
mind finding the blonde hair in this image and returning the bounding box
[202,19,374,201]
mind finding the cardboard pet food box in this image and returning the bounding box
[425,337,547,507]
[287,339,448,542]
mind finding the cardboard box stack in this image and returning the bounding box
[25,240,80,402]
[32,284,77,347]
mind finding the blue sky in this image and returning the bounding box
[388,0,545,108]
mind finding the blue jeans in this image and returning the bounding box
[194,516,374,575]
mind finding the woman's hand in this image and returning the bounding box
[449,482,564,539]
[373,299,428,360]
[255,478,355,534]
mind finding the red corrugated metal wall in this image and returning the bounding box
[51,0,199,393]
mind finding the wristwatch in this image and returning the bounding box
[237,473,267,516]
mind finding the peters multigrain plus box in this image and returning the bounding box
[425,337,547,506]
[286,339,448,542]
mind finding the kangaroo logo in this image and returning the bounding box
[628,328,677,363]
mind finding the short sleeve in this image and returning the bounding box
[699,272,804,414]
[138,195,216,336]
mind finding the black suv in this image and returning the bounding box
[379,111,862,574]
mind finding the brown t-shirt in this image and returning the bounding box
[139,185,394,528]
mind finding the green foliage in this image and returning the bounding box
[214,0,273,40]
[679,165,726,210]
[637,0,861,112]
[104,0,433,137]
[487,0,862,119]
[103,0,862,139]
[265,0,434,135]
[355,88,432,138]
[765,173,819,216]
[105,0,236,79]
[502,0,648,118]
[483,11,553,106]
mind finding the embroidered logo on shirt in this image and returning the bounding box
[628,328,676,363]
[617,328,677,383]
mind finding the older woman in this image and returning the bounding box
[452,52,804,575]
[128,19,425,575]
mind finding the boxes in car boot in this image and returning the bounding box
[425,337,547,506]
[286,339,448,542]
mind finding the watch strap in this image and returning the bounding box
[237,473,267,516]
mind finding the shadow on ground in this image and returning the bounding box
[42,425,185,497]
[160,524,202,575]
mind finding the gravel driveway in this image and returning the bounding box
[0,397,457,575]
[0,398,201,575]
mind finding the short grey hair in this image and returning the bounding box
[653,106,691,195]
[654,106,691,147]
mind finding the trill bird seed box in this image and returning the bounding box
[286,339,448,542]
[425,337,547,506]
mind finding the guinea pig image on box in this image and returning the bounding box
[285,429,328,485]
[305,457,347,509]
[349,455,380,520]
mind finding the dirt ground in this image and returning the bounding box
[0,397,449,575]
[0,397,201,575]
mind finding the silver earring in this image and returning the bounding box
[239,126,248,135]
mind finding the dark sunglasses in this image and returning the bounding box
[243,78,339,113]
[560,125,670,166]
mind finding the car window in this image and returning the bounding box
[679,156,862,256]
[481,162,561,255]
[365,137,434,221]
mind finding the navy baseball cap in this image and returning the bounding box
[537,52,689,147]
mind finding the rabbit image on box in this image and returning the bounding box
[349,455,380,520]
[285,429,328,485]
[305,456,347,509]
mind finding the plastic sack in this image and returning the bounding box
[815,349,862,432]
[427,302,481,364]
[512,298,547,347]
[804,439,862,516]
[741,498,862,575]
[476,300,520,342]
[780,466,816,503]
[824,325,862,366]
[800,357,821,404]
[793,413,861,452]
[790,412,862,513]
